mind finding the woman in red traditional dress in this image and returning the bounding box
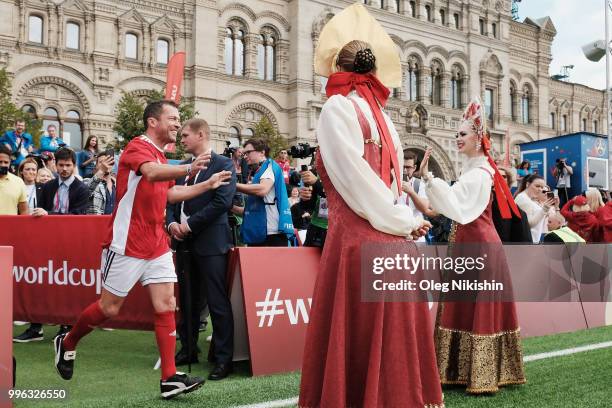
[419,97,527,394]
[299,4,444,408]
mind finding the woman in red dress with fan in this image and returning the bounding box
[299,4,444,408]
[419,98,527,394]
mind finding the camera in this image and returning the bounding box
[222,141,238,159]
[289,143,316,160]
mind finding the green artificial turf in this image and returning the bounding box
[11,324,612,407]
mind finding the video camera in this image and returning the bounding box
[289,143,316,160]
[222,141,238,159]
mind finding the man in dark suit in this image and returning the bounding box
[32,147,89,216]
[166,118,236,381]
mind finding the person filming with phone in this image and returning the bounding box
[514,174,556,243]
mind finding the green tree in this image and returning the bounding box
[253,116,287,160]
[112,89,197,159]
[0,68,42,146]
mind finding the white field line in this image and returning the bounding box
[233,340,612,408]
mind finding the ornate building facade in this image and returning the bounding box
[0,0,606,179]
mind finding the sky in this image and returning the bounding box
[519,0,608,90]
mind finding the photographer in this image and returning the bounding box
[40,125,66,153]
[553,157,573,208]
[1,119,33,170]
[236,138,294,246]
[295,166,328,247]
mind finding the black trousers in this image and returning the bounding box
[176,247,234,364]
[250,233,289,247]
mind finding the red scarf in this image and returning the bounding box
[481,137,522,219]
[326,72,401,196]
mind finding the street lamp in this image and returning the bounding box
[581,0,611,186]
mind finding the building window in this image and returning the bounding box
[243,128,254,138]
[22,105,36,117]
[125,33,138,59]
[582,118,587,132]
[64,110,82,148]
[453,13,460,29]
[509,85,517,122]
[439,9,445,25]
[406,65,418,102]
[479,19,485,35]
[410,1,416,17]
[225,26,245,76]
[450,68,462,109]
[380,0,384,9]
[521,92,530,124]
[561,114,568,132]
[224,28,233,75]
[550,112,556,129]
[430,63,442,106]
[42,107,60,140]
[395,0,400,13]
[593,120,599,133]
[28,15,43,44]
[66,22,80,50]
[485,88,494,121]
[157,39,169,64]
[425,5,432,21]
[491,23,497,39]
[229,126,240,146]
[257,33,276,81]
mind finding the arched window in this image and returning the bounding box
[28,15,43,44]
[439,9,445,25]
[43,107,60,139]
[380,0,384,9]
[125,33,138,59]
[22,105,36,117]
[593,120,599,133]
[157,39,169,64]
[521,88,530,124]
[224,28,234,75]
[491,23,497,39]
[225,25,245,76]
[450,66,463,109]
[509,83,517,122]
[64,110,82,148]
[229,126,240,146]
[561,114,568,132]
[550,112,556,129]
[66,22,80,50]
[479,19,485,35]
[243,128,254,137]
[430,62,442,106]
[258,31,277,81]
[234,30,245,76]
[453,13,460,29]
[425,5,432,21]
[582,118,587,132]
[410,1,416,17]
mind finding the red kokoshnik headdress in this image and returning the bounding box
[463,97,521,220]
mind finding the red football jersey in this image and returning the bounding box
[104,135,175,259]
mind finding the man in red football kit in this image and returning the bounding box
[53,100,231,399]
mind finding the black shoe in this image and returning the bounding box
[175,348,199,366]
[55,325,71,338]
[13,327,44,343]
[160,372,204,399]
[208,363,232,381]
[53,333,75,380]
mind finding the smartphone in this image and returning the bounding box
[301,164,308,172]
[546,192,555,200]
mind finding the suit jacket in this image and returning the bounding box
[166,152,237,256]
[39,177,89,215]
